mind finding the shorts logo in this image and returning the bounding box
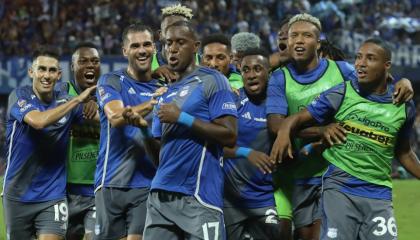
[327,228,338,238]
[222,102,236,111]
[95,224,100,235]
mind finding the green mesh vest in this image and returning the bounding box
[323,81,406,188]
[284,59,344,179]
[228,71,243,89]
[66,82,100,184]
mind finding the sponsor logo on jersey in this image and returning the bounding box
[222,102,237,111]
[339,121,393,146]
[343,113,390,132]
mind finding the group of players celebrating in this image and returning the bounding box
[3,4,420,240]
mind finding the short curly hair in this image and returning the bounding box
[161,4,193,20]
[231,32,260,53]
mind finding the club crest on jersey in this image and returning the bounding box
[327,228,338,238]
[179,86,190,97]
[17,99,26,107]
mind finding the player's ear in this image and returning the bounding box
[384,60,391,71]
[28,65,34,78]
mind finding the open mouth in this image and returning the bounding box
[136,56,149,65]
[278,43,287,51]
[294,46,305,55]
[84,72,96,82]
[247,81,260,91]
[357,69,367,78]
[168,56,179,66]
[40,80,53,88]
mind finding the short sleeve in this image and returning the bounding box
[8,88,39,123]
[97,74,123,109]
[204,72,238,120]
[266,69,288,116]
[397,101,416,140]
[336,61,357,82]
[306,83,346,124]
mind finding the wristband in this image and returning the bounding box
[303,143,313,154]
[177,112,195,127]
[235,147,252,158]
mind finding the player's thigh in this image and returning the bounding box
[293,183,322,230]
[94,188,126,239]
[359,199,397,240]
[3,198,35,240]
[67,194,94,239]
[143,192,183,240]
[35,199,68,239]
[320,189,361,240]
[126,188,149,236]
[181,196,225,240]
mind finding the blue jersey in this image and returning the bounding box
[223,88,275,209]
[266,58,356,116]
[3,85,83,202]
[307,78,415,200]
[152,66,238,212]
[95,69,159,191]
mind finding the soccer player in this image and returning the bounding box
[143,21,237,240]
[269,18,292,70]
[230,32,261,70]
[64,42,101,240]
[151,4,196,82]
[222,48,283,239]
[201,33,243,89]
[270,17,294,240]
[271,38,420,240]
[94,23,162,240]
[267,13,414,240]
[3,46,96,240]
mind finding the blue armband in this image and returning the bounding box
[235,147,252,158]
[177,112,195,127]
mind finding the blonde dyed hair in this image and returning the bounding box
[161,4,193,20]
[288,13,322,33]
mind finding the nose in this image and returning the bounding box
[209,59,217,68]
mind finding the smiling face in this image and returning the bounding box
[165,25,199,73]
[241,54,269,98]
[202,42,231,76]
[288,21,320,64]
[123,30,155,75]
[355,42,391,86]
[29,55,61,97]
[72,47,100,90]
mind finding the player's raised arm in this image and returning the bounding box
[24,83,96,129]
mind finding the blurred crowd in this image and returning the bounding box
[0,0,419,57]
